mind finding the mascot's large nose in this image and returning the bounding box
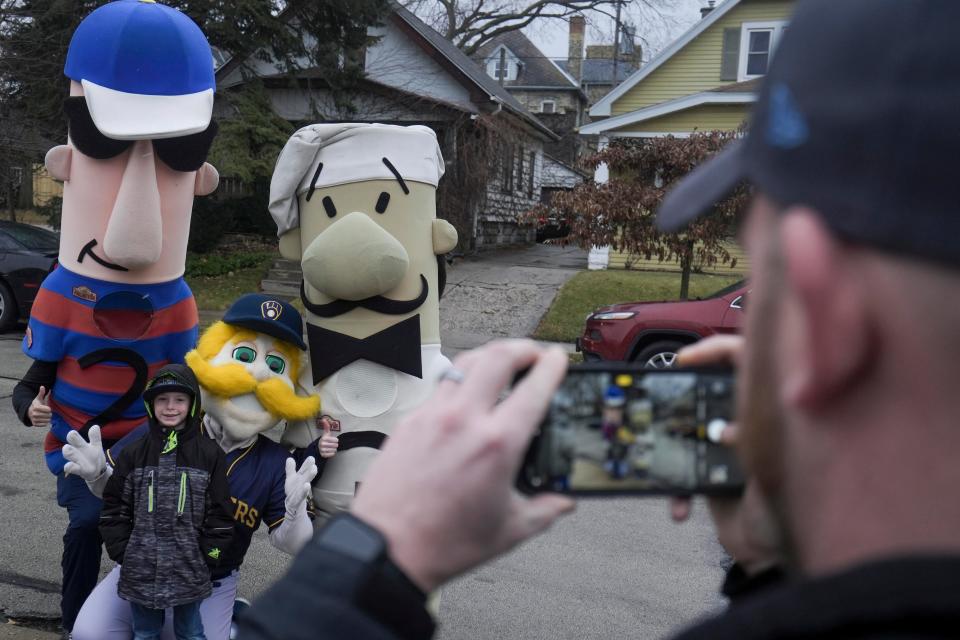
[302,212,409,301]
[102,139,163,269]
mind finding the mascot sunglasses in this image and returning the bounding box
[63,97,217,173]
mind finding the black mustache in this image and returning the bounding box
[300,275,429,317]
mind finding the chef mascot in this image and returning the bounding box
[63,294,338,640]
[268,123,458,521]
[11,1,219,633]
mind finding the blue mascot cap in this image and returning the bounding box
[223,294,307,351]
[65,0,215,141]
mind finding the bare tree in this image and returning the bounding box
[403,0,624,55]
[402,0,691,61]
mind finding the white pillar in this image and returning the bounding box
[589,135,611,270]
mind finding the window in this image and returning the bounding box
[737,21,787,81]
[541,100,556,114]
[528,151,536,197]
[501,144,515,192]
[516,147,524,193]
[487,47,519,81]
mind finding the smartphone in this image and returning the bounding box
[517,363,744,496]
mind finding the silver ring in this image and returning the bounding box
[438,367,466,384]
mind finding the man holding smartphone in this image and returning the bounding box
[239,0,960,637]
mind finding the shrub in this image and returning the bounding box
[184,251,274,278]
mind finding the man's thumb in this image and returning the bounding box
[37,385,48,405]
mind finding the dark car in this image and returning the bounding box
[577,280,748,367]
[0,221,59,331]
[535,215,570,242]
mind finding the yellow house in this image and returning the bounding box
[578,0,794,272]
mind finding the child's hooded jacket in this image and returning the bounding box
[100,364,234,608]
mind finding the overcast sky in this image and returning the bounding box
[523,0,708,62]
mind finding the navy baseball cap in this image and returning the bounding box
[658,0,960,269]
[64,0,215,140]
[223,294,307,350]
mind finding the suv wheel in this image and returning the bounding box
[633,340,684,368]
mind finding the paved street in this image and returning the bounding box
[1,244,728,639]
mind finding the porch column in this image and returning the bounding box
[588,135,611,270]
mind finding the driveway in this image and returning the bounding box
[440,244,586,354]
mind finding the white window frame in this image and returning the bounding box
[487,46,520,81]
[540,100,556,114]
[737,21,787,82]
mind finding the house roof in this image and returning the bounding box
[542,153,589,183]
[590,0,744,117]
[214,1,557,141]
[472,31,578,90]
[389,2,558,140]
[557,58,638,85]
[579,84,755,136]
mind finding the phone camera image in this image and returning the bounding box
[520,367,743,496]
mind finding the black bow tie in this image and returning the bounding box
[306,315,423,384]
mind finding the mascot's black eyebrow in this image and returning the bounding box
[305,162,324,201]
[381,157,409,195]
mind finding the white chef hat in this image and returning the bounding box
[268,123,446,236]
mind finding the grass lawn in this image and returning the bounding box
[533,270,743,343]
[186,252,276,311]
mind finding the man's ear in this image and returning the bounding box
[432,219,458,255]
[279,229,302,261]
[779,208,873,410]
[194,162,219,196]
[45,146,72,182]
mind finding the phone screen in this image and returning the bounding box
[518,365,743,496]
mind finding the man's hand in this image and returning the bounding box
[670,335,783,575]
[284,456,318,517]
[351,340,575,593]
[317,417,339,459]
[63,425,106,480]
[28,385,52,427]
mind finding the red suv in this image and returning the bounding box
[577,280,747,367]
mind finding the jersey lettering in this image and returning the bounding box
[230,497,260,529]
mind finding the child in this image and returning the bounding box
[100,364,234,640]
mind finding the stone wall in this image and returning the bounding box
[475,140,544,249]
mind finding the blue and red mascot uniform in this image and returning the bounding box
[14,266,198,630]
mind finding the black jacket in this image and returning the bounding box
[238,542,960,640]
[100,364,234,609]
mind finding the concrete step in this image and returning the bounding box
[260,279,300,297]
[271,258,301,271]
[265,268,302,282]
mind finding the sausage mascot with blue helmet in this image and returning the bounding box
[10,1,221,633]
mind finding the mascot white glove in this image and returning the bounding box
[284,456,317,518]
[62,425,112,498]
[63,425,106,480]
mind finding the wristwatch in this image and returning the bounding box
[314,512,388,569]
[307,514,435,639]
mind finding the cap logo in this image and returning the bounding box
[261,300,283,321]
[766,83,809,150]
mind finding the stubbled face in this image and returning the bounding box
[153,392,191,429]
[296,179,443,342]
[47,81,218,284]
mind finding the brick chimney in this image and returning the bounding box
[700,1,716,19]
[568,15,585,83]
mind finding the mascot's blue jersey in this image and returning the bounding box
[109,425,319,577]
[24,265,198,474]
